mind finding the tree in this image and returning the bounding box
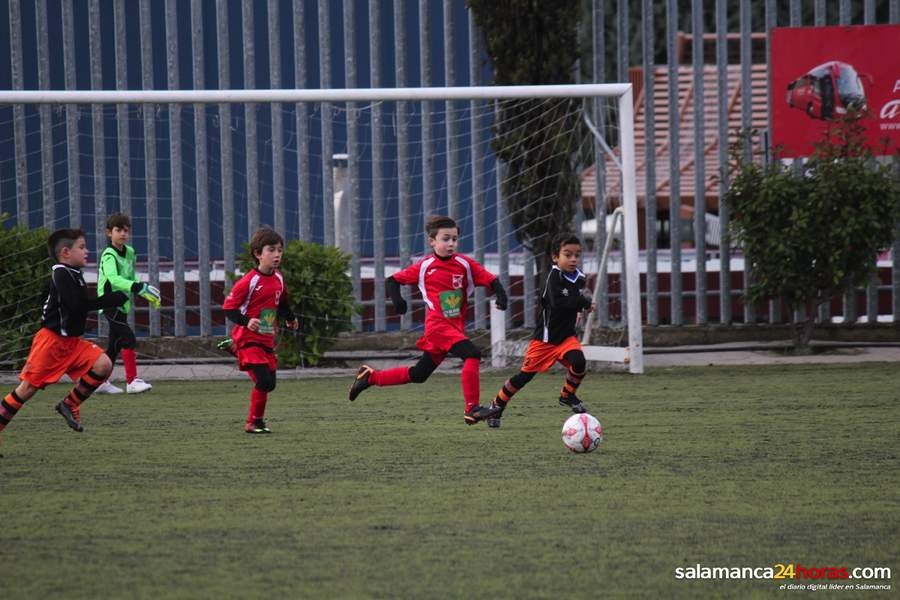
[724,118,900,348]
[468,0,586,280]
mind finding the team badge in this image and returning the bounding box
[452,274,463,289]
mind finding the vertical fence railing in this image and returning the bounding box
[3,0,899,337]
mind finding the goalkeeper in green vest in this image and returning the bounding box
[95,213,161,394]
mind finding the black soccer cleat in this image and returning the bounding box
[486,400,506,428]
[244,418,272,434]
[464,404,502,425]
[55,400,84,432]
[348,365,374,401]
[559,394,588,414]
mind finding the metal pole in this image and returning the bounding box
[395,0,412,330]
[318,0,334,246]
[192,0,211,336]
[641,0,658,326]
[242,0,259,236]
[9,0,28,227]
[469,7,486,329]
[343,0,361,330]
[716,0,731,324]
[89,0,107,340]
[37,0,54,228]
[444,0,459,221]
[269,0,285,235]
[419,0,434,236]
[62,0,81,229]
[667,0,683,325]
[216,0,235,291]
[114,0,131,219]
[139,0,160,336]
[370,0,385,332]
[293,0,311,242]
[166,0,186,337]
[691,0,707,325]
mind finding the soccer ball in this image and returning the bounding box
[561,413,604,453]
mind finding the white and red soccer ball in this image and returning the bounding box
[561,413,604,453]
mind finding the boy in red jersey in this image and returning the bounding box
[348,215,508,425]
[487,232,595,428]
[0,229,128,437]
[222,227,298,434]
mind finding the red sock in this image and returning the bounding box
[248,389,267,423]
[122,348,137,383]
[461,358,480,412]
[369,366,411,387]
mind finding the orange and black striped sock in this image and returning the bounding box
[560,368,586,398]
[65,369,105,408]
[0,390,26,432]
[495,379,519,407]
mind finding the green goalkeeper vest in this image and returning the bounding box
[98,243,137,314]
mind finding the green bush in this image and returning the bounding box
[236,239,359,367]
[0,216,50,368]
[724,119,900,347]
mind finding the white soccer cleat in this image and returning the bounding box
[126,378,153,394]
[95,380,124,394]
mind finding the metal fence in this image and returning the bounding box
[1,0,898,337]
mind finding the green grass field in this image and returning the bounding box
[2,363,898,599]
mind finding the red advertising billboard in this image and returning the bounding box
[770,24,900,157]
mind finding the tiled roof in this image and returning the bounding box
[581,62,769,214]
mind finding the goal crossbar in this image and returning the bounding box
[0,84,632,105]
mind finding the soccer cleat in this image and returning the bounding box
[464,404,502,425]
[126,378,152,394]
[486,400,506,428]
[217,338,235,356]
[55,400,84,432]
[348,365,374,401]
[244,418,272,434]
[95,380,124,394]
[559,394,588,414]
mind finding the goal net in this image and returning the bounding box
[0,85,643,378]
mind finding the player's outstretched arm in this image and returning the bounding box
[385,276,407,315]
[132,282,161,309]
[490,278,508,310]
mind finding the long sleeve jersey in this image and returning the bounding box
[41,264,126,337]
[97,243,140,314]
[533,266,593,344]
[391,252,497,336]
[222,268,296,350]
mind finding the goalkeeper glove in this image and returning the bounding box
[138,283,161,309]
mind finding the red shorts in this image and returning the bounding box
[236,344,277,371]
[415,321,470,357]
[19,328,105,389]
[520,337,584,373]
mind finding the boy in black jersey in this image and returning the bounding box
[488,233,595,428]
[0,229,127,437]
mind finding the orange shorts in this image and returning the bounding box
[520,337,584,373]
[19,328,105,389]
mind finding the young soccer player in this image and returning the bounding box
[0,229,128,436]
[348,215,508,425]
[487,232,595,428]
[222,227,298,434]
[95,213,161,394]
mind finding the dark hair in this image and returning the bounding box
[551,232,582,256]
[47,228,85,261]
[106,213,132,230]
[249,227,285,264]
[425,215,459,238]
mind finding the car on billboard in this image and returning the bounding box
[786,61,868,120]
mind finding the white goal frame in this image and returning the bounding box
[0,84,643,374]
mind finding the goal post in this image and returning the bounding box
[0,84,642,375]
